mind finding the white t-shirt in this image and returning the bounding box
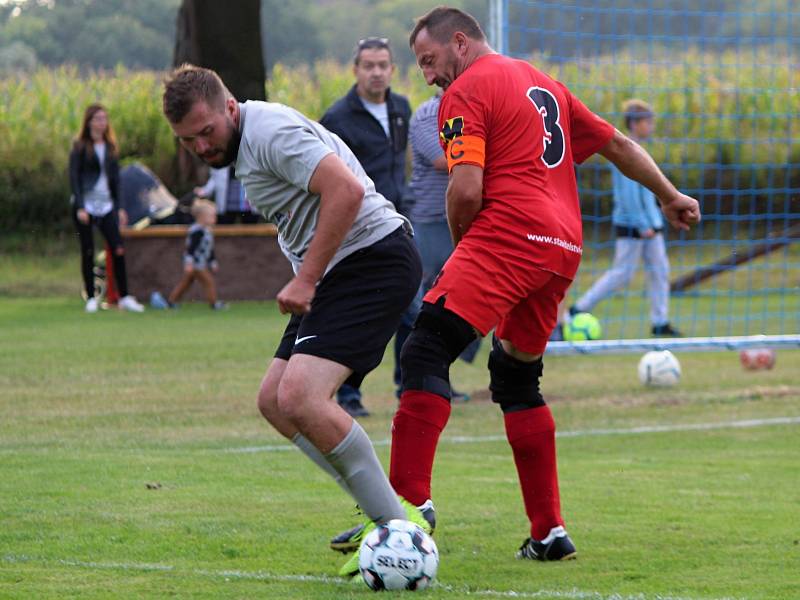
[360,98,390,137]
[83,142,113,217]
[234,101,408,274]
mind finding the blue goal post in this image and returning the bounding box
[489,0,800,354]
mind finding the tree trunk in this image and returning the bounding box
[171,0,266,191]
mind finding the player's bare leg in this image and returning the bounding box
[492,337,576,561]
[257,358,297,438]
[276,354,353,451]
[258,357,351,495]
[257,353,404,524]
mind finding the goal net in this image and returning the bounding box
[490,0,800,354]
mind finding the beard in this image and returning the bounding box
[201,120,241,168]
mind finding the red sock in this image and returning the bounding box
[504,405,564,540]
[390,390,451,506]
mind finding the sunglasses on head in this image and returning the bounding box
[357,37,390,50]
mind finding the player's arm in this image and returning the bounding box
[446,164,483,245]
[438,89,489,245]
[598,129,700,231]
[276,153,364,315]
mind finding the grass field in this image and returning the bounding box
[1,297,798,599]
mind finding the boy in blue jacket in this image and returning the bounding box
[570,99,680,336]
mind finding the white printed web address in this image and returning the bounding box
[526,233,583,255]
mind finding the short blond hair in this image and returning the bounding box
[190,198,216,219]
[622,98,654,130]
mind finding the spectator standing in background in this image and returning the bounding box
[569,99,681,337]
[69,103,144,314]
[320,37,412,417]
[407,92,480,399]
[194,166,260,224]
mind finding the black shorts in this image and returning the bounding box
[275,227,422,387]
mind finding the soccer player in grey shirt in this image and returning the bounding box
[162,65,429,567]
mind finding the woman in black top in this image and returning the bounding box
[69,103,143,312]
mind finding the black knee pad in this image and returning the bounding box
[400,298,477,400]
[488,336,545,413]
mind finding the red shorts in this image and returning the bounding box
[423,218,572,356]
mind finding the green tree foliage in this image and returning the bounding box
[0,0,179,70]
[307,0,487,69]
[0,0,487,71]
[0,40,36,73]
[260,0,323,69]
[0,0,792,72]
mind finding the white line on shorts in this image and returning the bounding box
[222,415,800,454]
[1,554,744,600]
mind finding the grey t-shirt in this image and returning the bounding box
[234,101,409,274]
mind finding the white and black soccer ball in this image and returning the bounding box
[638,350,681,387]
[358,519,439,591]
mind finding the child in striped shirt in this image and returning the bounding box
[164,199,226,310]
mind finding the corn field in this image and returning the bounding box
[0,54,797,229]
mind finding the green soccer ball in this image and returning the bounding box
[563,312,602,341]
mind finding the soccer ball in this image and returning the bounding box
[358,519,439,591]
[638,350,681,386]
[563,312,602,341]
[740,348,776,370]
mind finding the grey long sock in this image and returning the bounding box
[292,433,352,495]
[325,421,405,523]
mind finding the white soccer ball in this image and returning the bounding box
[638,350,681,387]
[358,519,439,591]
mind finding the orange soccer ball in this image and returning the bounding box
[739,348,776,371]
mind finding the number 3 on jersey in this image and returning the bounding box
[526,86,565,168]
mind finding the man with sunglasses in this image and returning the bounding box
[321,37,413,418]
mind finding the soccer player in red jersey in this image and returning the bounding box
[333,7,701,570]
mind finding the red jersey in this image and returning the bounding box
[438,53,614,279]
